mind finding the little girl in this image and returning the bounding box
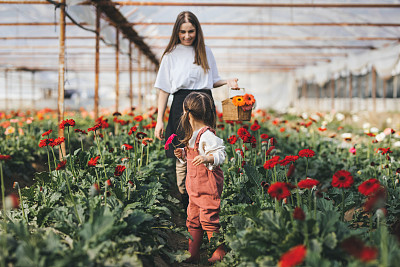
[174,92,226,263]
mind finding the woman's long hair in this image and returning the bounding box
[162,11,209,72]
[179,92,216,146]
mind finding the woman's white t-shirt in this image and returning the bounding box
[154,44,221,94]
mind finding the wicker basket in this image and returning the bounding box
[222,98,251,121]
[222,88,253,121]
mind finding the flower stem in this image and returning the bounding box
[341,188,345,221]
[17,187,28,224]
[62,172,81,224]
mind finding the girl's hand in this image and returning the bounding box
[155,121,164,140]
[174,148,183,159]
[227,78,239,89]
[192,155,214,166]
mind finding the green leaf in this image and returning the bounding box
[34,171,51,185]
[323,232,337,249]
[161,248,190,263]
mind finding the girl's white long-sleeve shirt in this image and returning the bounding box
[178,128,226,170]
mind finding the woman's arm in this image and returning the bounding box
[154,89,170,140]
[213,78,239,89]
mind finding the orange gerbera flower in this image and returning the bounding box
[232,96,245,107]
[243,94,255,106]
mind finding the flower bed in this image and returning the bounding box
[0,108,399,266]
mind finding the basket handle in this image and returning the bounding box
[229,87,245,98]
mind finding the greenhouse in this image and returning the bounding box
[0,1,400,266]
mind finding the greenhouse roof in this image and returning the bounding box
[0,1,399,74]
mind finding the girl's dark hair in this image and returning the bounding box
[179,92,216,146]
[162,11,209,72]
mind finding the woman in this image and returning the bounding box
[154,11,238,211]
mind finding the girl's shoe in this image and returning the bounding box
[206,231,226,263]
[184,228,204,263]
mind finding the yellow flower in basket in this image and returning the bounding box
[232,94,255,107]
[232,95,246,107]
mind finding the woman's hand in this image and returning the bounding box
[192,155,214,166]
[227,78,239,89]
[174,148,183,159]
[155,121,164,140]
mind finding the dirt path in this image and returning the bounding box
[154,188,211,267]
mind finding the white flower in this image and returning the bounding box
[230,157,235,163]
[376,133,386,142]
[322,121,328,126]
[370,127,379,133]
[362,123,371,130]
[352,115,359,122]
[335,113,345,121]
[393,141,400,147]
[301,112,308,119]
[310,114,320,122]
[325,114,334,122]
[341,133,352,139]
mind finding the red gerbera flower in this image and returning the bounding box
[279,155,299,166]
[106,179,112,187]
[250,123,260,131]
[50,136,65,147]
[293,207,305,221]
[0,155,12,161]
[332,170,354,188]
[237,127,250,139]
[227,135,238,145]
[268,181,291,200]
[59,119,76,129]
[42,129,53,137]
[298,178,320,189]
[260,133,269,139]
[278,244,307,267]
[134,115,143,122]
[122,144,133,150]
[377,147,392,155]
[128,126,138,135]
[298,149,315,158]
[341,237,378,263]
[358,178,380,196]
[114,165,126,176]
[263,155,281,170]
[87,123,101,132]
[56,160,67,170]
[39,138,54,148]
[75,128,88,135]
[88,156,100,167]
[136,132,147,140]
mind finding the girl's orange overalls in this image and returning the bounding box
[185,126,224,232]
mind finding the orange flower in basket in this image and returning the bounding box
[243,94,255,106]
[232,96,245,107]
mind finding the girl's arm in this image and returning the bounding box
[193,131,226,170]
[174,148,187,163]
[155,89,170,140]
[213,78,239,89]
